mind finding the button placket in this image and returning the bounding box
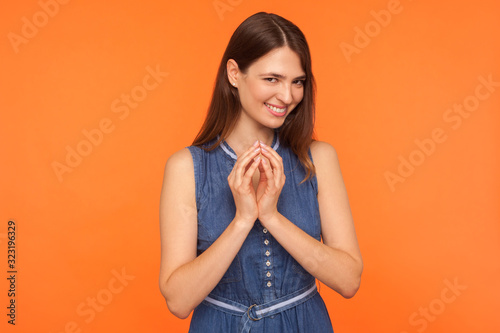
[262,226,273,288]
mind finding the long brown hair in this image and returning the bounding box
[192,12,316,181]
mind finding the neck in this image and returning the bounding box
[224,116,275,157]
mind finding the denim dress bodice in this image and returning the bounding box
[187,133,334,332]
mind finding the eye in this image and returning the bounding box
[294,79,305,86]
[265,78,278,83]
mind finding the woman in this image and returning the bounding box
[159,12,362,332]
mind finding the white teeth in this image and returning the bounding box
[265,103,286,113]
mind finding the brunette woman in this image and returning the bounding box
[159,12,362,332]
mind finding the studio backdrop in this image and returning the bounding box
[1,0,499,332]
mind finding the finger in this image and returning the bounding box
[259,157,276,189]
[233,145,261,185]
[260,144,284,176]
[228,142,259,182]
[259,147,285,189]
[237,141,261,166]
[259,141,281,163]
[257,157,269,181]
[243,155,261,184]
[237,146,261,174]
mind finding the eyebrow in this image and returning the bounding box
[259,72,307,80]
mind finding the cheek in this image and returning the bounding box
[246,81,273,103]
[293,88,304,104]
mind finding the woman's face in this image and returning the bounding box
[232,46,306,129]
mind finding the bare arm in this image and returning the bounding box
[257,141,363,298]
[158,144,262,318]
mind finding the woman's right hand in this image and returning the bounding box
[227,140,262,227]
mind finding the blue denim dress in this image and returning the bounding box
[187,133,334,333]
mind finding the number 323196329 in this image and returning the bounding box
[8,220,16,269]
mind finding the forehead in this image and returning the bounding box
[247,47,305,77]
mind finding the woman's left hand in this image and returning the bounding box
[256,141,286,223]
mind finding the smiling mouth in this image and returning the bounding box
[264,102,287,114]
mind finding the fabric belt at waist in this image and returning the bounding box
[202,282,318,332]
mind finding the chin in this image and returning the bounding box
[263,117,287,129]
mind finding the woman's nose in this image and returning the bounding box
[277,83,293,105]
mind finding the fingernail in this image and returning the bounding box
[254,147,261,153]
[261,147,268,153]
[259,141,267,147]
[254,156,261,162]
[253,140,259,147]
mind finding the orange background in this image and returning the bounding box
[1,0,499,332]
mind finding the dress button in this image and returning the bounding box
[265,250,270,256]
[266,260,271,267]
[266,271,271,278]
[264,239,269,245]
[263,228,268,234]
[267,281,272,287]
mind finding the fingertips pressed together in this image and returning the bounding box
[259,142,282,170]
[237,143,261,174]
[259,141,285,187]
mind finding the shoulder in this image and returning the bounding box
[160,147,196,207]
[310,140,339,167]
[309,141,343,188]
[165,147,194,172]
[162,147,196,186]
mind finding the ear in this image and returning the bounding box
[226,59,239,87]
